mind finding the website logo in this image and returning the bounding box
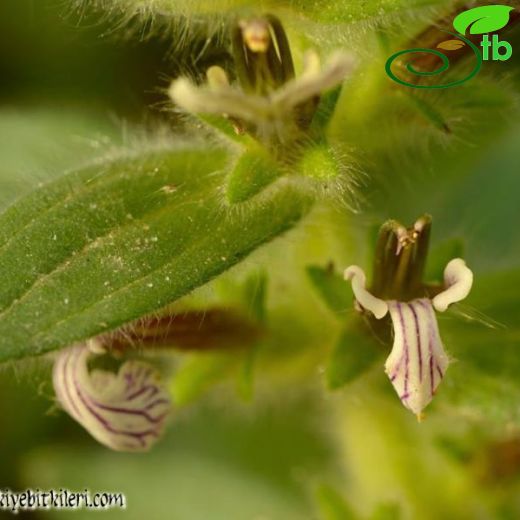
[385,5,514,89]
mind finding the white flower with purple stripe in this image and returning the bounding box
[53,343,171,452]
[344,259,473,418]
[385,299,449,416]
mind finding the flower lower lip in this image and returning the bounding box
[53,343,171,452]
[384,299,449,417]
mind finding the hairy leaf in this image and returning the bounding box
[0,146,311,362]
[226,148,281,203]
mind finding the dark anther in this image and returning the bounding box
[232,14,295,96]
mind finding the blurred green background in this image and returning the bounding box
[2,1,520,519]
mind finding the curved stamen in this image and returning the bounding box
[344,265,389,319]
[432,258,473,312]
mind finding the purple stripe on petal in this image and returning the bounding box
[126,385,159,401]
[409,304,423,382]
[89,401,169,424]
[429,354,435,395]
[57,349,84,421]
[144,398,171,411]
[396,302,409,396]
[53,344,172,452]
[385,298,450,416]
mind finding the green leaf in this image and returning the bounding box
[402,94,450,133]
[0,108,123,210]
[453,5,514,35]
[235,272,267,401]
[327,323,382,389]
[242,271,268,323]
[226,148,282,203]
[307,264,352,315]
[0,146,311,362]
[81,0,448,27]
